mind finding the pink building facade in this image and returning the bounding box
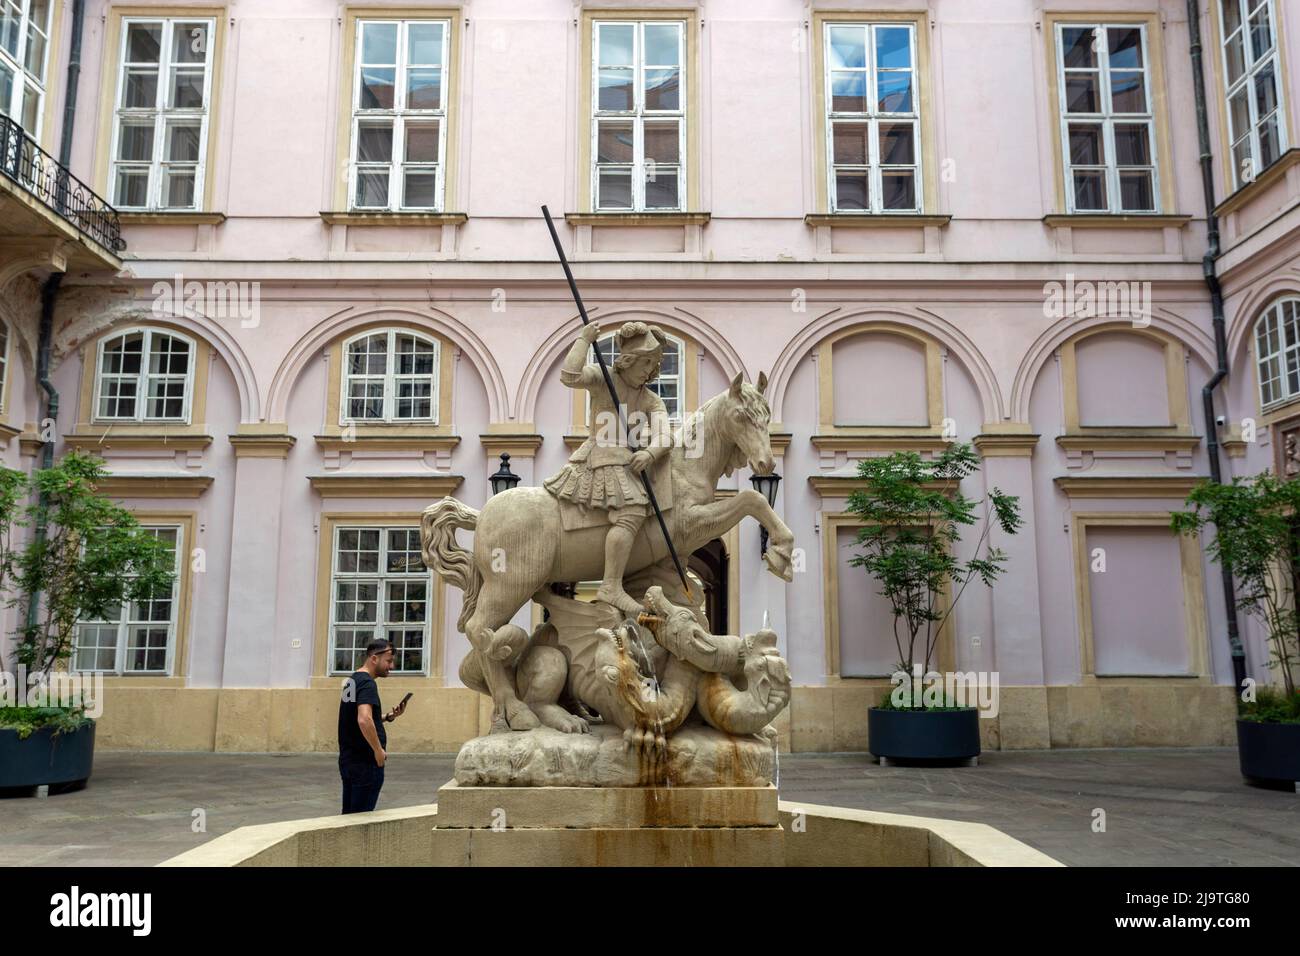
[1,0,1298,751]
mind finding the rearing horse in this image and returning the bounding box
[421,372,795,730]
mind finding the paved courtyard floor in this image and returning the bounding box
[1,747,1297,866]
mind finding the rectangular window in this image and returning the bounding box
[108,17,215,210]
[350,19,449,211]
[0,0,53,138]
[1219,0,1288,190]
[592,19,685,212]
[74,526,182,674]
[1055,23,1159,213]
[330,527,429,675]
[823,21,921,214]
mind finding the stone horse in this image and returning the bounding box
[421,372,795,730]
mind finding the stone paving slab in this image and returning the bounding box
[0,748,1296,866]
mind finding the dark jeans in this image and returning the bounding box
[340,757,385,814]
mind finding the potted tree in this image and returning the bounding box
[847,443,1021,765]
[1172,472,1300,788]
[0,451,174,793]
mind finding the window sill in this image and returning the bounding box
[564,212,710,226]
[92,473,215,498]
[315,432,461,453]
[65,430,214,452]
[319,211,468,226]
[1055,432,1200,453]
[308,472,463,498]
[1054,474,1206,499]
[804,213,951,228]
[116,212,226,225]
[1042,214,1193,229]
[1213,148,1300,218]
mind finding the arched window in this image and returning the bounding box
[341,328,439,423]
[590,329,685,421]
[1255,297,1300,408]
[94,328,195,422]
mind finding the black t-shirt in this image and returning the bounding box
[338,670,386,763]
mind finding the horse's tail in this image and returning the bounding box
[420,497,482,631]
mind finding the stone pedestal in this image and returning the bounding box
[430,781,785,866]
[453,723,779,787]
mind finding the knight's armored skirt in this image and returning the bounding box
[543,462,650,510]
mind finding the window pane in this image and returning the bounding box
[1249,4,1273,60]
[832,122,869,164]
[126,23,162,63]
[405,121,439,162]
[1224,32,1245,86]
[23,23,45,75]
[172,22,207,64]
[1061,28,1098,69]
[1228,87,1251,139]
[1254,61,1278,118]
[1119,169,1155,211]
[1068,123,1105,164]
[1113,123,1151,165]
[361,22,398,64]
[828,26,865,69]
[597,120,634,163]
[124,68,159,108]
[1064,74,1099,113]
[114,168,150,207]
[403,170,436,207]
[876,71,912,112]
[878,122,915,165]
[357,121,393,162]
[1258,114,1281,169]
[168,68,205,109]
[834,170,869,210]
[118,118,154,161]
[643,23,680,66]
[881,169,916,210]
[644,68,679,110]
[597,168,632,209]
[830,71,866,112]
[395,335,436,374]
[359,68,395,109]
[355,170,389,207]
[162,169,196,208]
[643,120,679,163]
[1221,0,1242,36]
[875,27,911,69]
[406,68,441,110]
[1109,71,1146,113]
[1073,169,1107,210]
[407,22,443,65]
[348,334,388,374]
[644,166,678,208]
[1107,28,1143,69]
[165,119,201,162]
[599,23,634,67]
[598,68,633,111]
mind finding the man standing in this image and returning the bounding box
[338,639,407,814]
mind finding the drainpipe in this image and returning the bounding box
[25,1,85,664]
[1187,0,1248,690]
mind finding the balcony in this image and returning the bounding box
[0,113,125,273]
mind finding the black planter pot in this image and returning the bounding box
[1237,719,1300,786]
[869,707,980,765]
[0,721,95,791]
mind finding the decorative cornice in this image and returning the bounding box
[809,474,953,497]
[64,432,214,452]
[811,433,950,453]
[117,212,226,225]
[229,434,296,458]
[480,433,543,458]
[18,429,43,458]
[1213,148,1300,218]
[314,434,462,454]
[308,473,464,498]
[1221,438,1248,459]
[973,433,1040,457]
[319,211,468,226]
[1053,474,1205,499]
[94,474,214,498]
[564,212,711,226]
[1055,433,1201,453]
[768,431,792,453]
[1042,214,1192,229]
[804,214,952,228]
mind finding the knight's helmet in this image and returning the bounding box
[613,321,667,380]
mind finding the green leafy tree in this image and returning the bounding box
[846,443,1022,710]
[1172,472,1300,700]
[8,451,175,678]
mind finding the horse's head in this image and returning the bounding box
[715,371,774,478]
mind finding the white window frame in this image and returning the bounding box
[73,524,183,676]
[1055,22,1161,214]
[339,328,440,425]
[823,20,922,215]
[93,327,197,424]
[108,16,215,211]
[1255,296,1300,409]
[349,18,450,212]
[0,0,53,138]
[1218,0,1289,191]
[587,330,686,424]
[329,525,431,676]
[0,319,10,415]
[591,19,686,212]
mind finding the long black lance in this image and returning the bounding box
[541,204,693,603]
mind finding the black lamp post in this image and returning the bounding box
[490,453,521,495]
[749,471,782,555]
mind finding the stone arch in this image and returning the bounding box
[1009,311,1217,425]
[766,307,1004,425]
[266,306,509,424]
[1226,270,1300,362]
[514,306,746,425]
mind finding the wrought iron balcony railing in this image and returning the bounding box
[0,113,126,256]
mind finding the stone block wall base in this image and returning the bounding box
[430,824,785,867]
